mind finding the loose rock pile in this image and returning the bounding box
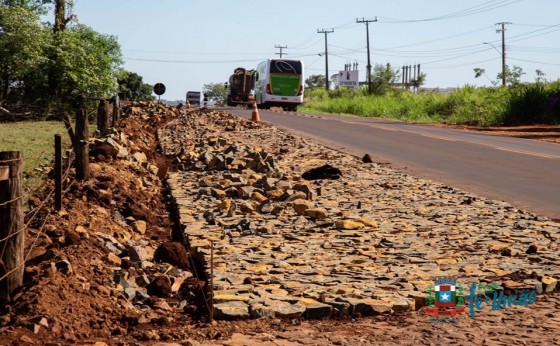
[4,102,208,342]
[161,109,560,320]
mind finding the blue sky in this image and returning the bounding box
[69,0,560,101]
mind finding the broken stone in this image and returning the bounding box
[292,199,313,215]
[213,301,250,320]
[335,220,364,230]
[269,303,306,319]
[305,208,328,219]
[128,245,152,263]
[299,298,332,319]
[133,220,147,235]
[218,199,232,211]
[542,276,558,292]
[106,252,122,266]
[250,192,268,203]
[257,201,274,214]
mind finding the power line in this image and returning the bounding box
[378,0,523,23]
[383,26,492,50]
[422,48,490,65]
[423,57,498,69]
[507,24,560,43]
[125,57,265,64]
[508,57,560,66]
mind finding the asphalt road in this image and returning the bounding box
[220,107,560,219]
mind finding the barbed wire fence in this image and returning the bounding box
[0,95,120,304]
[0,149,75,303]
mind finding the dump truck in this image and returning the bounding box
[226,67,255,107]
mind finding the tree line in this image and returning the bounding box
[0,0,154,120]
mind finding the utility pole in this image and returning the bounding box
[317,28,334,91]
[357,17,377,94]
[275,45,287,58]
[496,22,511,87]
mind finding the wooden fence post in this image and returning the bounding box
[0,151,24,304]
[75,99,90,181]
[97,99,109,136]
[61,112,76,148]
[54,135,62,211]
[111,95,120,128]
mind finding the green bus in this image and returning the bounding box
[254,59,304,111]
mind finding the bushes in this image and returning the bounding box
[301,82,560,126]
[502,82,560,125]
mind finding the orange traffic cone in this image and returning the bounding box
[251,101,260,122]
[186,100,191,109]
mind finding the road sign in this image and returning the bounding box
[153,83,166,96]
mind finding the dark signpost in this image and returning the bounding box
[153,83,166,103]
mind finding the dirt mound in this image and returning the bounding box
[0,103,208,344]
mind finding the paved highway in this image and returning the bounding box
[221,107,560,219]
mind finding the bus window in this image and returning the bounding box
[270,60,302,74]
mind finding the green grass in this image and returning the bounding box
[301,82,560,126]
[0,121,71,197]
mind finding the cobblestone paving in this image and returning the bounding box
[192,294,560,345]
[194,295,560,345]
[159,110,559,343]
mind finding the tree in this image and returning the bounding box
[535,69,547,84]
[0,5,48,100]
[44,24,122,100]
[411,72,427,89]
[1,0,124,117]
[117,70,154,101]
[497,65,525,86]
[371,63,400,95]
[1,0,53,14]
[203,82,228,104]
[474,65,526,87]
[473,68,486,79]
[305,74,326,89]
[330,73,339,88]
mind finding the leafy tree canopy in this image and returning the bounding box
[474,65,526,87]
[203,82,228,104]
[305,74,326,89]
[54,24,122,98]
[0,5,48,99]
[371,63,400,95]
[497,65,525,87]
[1,0,52,14]
[117,70,154,101]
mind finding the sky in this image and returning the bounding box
[62,0,560,101]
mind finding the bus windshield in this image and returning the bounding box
[270,60,302,74]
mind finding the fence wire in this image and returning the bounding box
[0,153,75,284]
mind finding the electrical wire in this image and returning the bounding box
[378,0,523,23]
[508,57,560,66]
[383,26,493,50]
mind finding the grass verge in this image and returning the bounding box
[0,121,70,198]
[301,82,560,126]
